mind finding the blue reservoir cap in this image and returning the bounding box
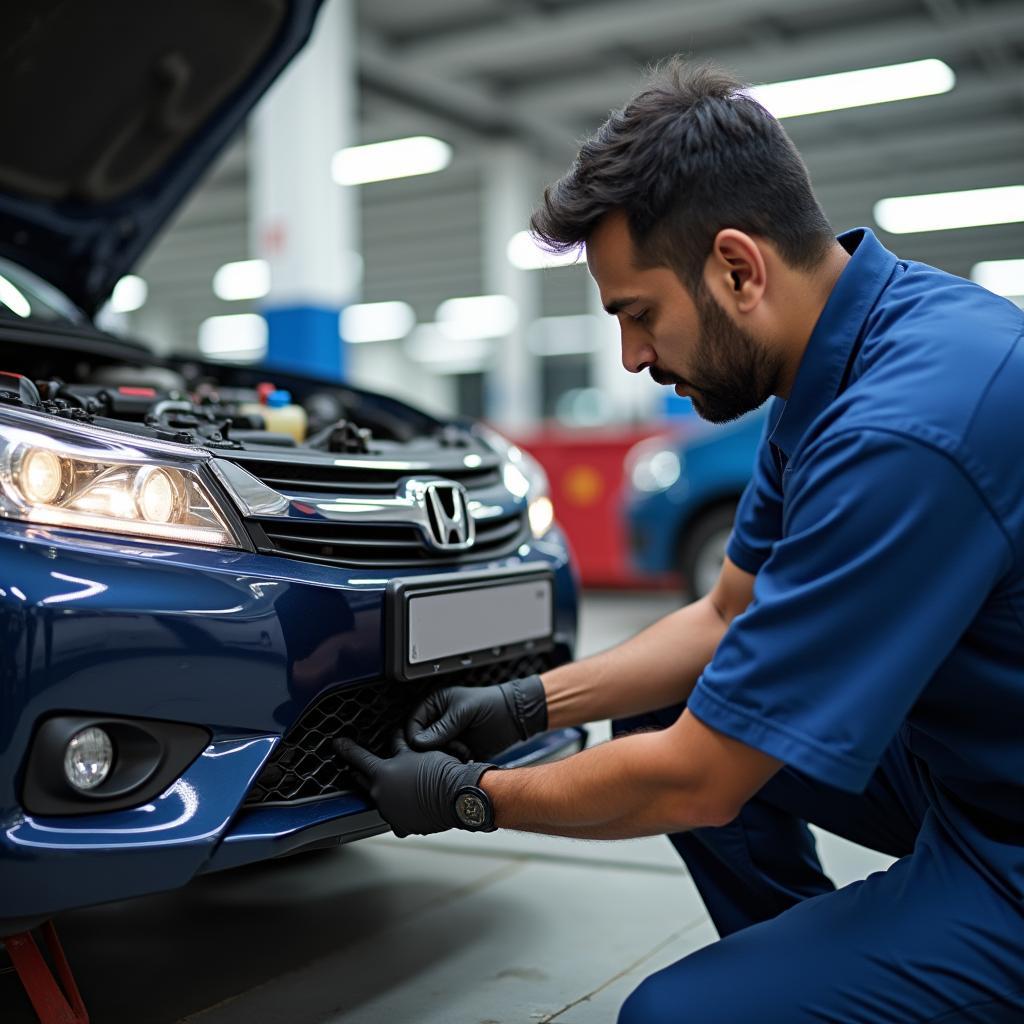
[266,390,292,408]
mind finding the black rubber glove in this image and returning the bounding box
[405,674,548,759]
[333,733,494,838]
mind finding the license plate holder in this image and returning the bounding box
[386,566,555,681]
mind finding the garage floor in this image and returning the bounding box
[3,592,892,1024]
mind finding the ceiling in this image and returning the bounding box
[133,0,1024,354]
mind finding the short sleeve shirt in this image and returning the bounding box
[686,228,1024,895]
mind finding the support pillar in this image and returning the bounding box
[483,144,540,431]
[250,0,359,380]
[586,275,660,423]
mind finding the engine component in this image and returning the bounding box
[0,372,42,407]
[307,418,372,454]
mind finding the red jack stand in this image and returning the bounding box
[4,921,89,1024]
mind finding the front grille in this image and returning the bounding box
[249,508,527,568]
[230,454,502,495]
[244,648,565,806]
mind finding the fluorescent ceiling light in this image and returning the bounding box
[213,259,270,302]
[405,324,492,370]
[874,185,1024,234]
[110,275,147,314]
[971,259,1024,297]
[331,136,452,186]
[198,313,268,362]
[435,294,518,340]
[340,301,416,343]
[749,59,954,119]
[507,230,586,270]
[0,273,31,318]
[527,315,600,356]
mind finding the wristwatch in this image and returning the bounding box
[453,783,497,832]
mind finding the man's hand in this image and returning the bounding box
[405,675,548,759]
[333,734,494,837]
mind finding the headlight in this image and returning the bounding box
[628,442,682,493]
[527,495,554,538]
[0,412,245,548]
[478,425,555,539]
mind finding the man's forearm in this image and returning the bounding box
[542,594,731,730]
[480,727,728,839]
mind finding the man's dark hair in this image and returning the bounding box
[531,59,834,288]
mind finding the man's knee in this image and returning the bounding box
[617,971,672,1024]
[617,958,710,1024]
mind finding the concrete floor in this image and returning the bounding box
[2,592,892,1023]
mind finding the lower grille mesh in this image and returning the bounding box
[244,648,566,806]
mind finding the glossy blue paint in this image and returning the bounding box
[203,726,586,873]
[1,737,275,917]
[624,410,766,575]
[0,1,326,315]
[0,517,578,921]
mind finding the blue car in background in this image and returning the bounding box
[0,0,582,937]
[624,408,768,599]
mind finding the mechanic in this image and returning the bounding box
[336,59,1024,1023]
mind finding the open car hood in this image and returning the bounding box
[0,0,323,317]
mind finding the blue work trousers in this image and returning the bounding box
[613,706,1024,1023]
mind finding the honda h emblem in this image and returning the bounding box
[422,481,475,551]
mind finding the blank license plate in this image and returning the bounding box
[394,571,554,679]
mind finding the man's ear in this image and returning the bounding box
[703,229,767,314]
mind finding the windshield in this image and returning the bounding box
[0,257,84,324]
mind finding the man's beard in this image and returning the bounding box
[656,283,781,424]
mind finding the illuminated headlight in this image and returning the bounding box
[479,424,556,539]
[0,414,244,547]
[508,453,556,539]
[629,447,682,493]
[63,726,114,791]
[528,495,554,538]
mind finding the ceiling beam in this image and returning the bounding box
[781,71,1024,149]
[815,155,1024,208]
[394,0,852,78]
[356,33,574,159]
[803,120,1024,185]
[513,2,1024,117]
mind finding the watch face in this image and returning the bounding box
[456,792,487,828]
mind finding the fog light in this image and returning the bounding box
[63,727,114,791]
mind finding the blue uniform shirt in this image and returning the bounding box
[687,227,1024,897]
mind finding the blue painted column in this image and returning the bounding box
[249,0,358,380]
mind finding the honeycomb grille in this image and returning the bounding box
[244,648,566,806]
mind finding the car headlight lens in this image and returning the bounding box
[478,424,556,539]
[135,466,180,523]
[629,447,682,493]
[0,414,244,548]
[528,495,554,537]
[21,446,65,504]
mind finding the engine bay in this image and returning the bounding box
[0,357,478,459]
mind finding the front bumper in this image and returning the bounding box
[0,519,580,921]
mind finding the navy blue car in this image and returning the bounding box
[624,408,767,599]
[0,2,582,936]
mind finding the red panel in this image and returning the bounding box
[514,426,670,588]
